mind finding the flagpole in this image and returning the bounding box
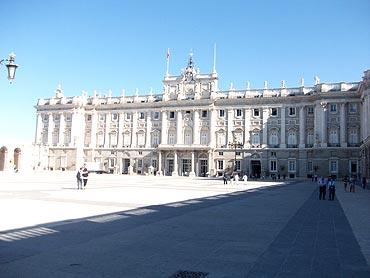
[166,48,170,77]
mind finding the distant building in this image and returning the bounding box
[23,55,370,178]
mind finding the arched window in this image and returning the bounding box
[152,131,160,146]
[200,128,209,145]
[42,130,48,144]
[349,129,358,144]
[307,130,314,145]
[168,129,176,145]
[233,129,243,144]
[269,130,279,146]
[123,131,131,147]
[137,131,145,147]
[52,130,59,145]
[216,130,226,147]
[97,131,104,147]
[109,132,117,147]
[184,128,192,145]
[84,130,91,146]
[64,129,71,145]
[329,129,339,144]
[252,132,260,145]
[287,130,297,145]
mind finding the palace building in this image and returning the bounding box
[31,54,370,179]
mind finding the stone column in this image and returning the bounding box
[75,108,86,168]
[172,151,178,176]
[321,102,328,147]
[244,108,251,147]
[340,103,347,147]
[314,103,321,147]
[227,109,233,144]
[47,113,54,145]
[161,111,167,144]
[71,109,80,147]
[209,109,217,148]
[131,112,138,148]
[176,110,183,144]
[158,151,162,175]
[299,106,305,148]
[104,113,111,148]
[189,151,195,177]
[118,112,124,147]
[91,111,97,148]
[280,106,286,148]
[193,110,200,144]
[262,108,269,147]
[35,113,43,144]
[58,113,65,146]
[208,150,213,177]
[145,112,152,148]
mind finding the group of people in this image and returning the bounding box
[318,176,336,200]
[76,165,89,190]
[223,173,248,185]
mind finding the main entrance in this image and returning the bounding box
[251,160,261,179]
[122,158,130,174]
[181,159,191,176]
[199,159,208,177]
[167,159,174,175]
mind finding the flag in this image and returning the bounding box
[166,48,170,60]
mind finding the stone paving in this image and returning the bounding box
[0,172,369,277]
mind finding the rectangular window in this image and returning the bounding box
[270,160,277,172]
[218,160,224,170]
[125,113,131,120]
[218,152,223,156]
[185,110,191,114]
[271,151,276,157]
[349,103,357,113]
[288,160,296,172]
[330,160,338,172]
[236,109,242,117]
[271,108,277,116]
[307,161,313,172]
[99,114,106,122]
[87,115,92,121]
[235,151,241,156]
[289,107,296,116]
[138,159,143,168]
[253,109,260,117]
[139,112,145,120]
[202,110,208,118]
[153,111,160,120]
[235,160,241,171]
[219,109,225,117]
[307,107,314,115]
[138,151,143,155]
[330,104,337,112]
[111,113,118,121]
[169,111,175,119]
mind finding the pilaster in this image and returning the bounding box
[299,106,305,148]
[340,103,347,147]
[280,106,286,148]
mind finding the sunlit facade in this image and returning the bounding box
[31,55,370,179]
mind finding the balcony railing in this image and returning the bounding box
[327,143,340,147]
[287,144,298,148]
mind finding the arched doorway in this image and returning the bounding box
[14,148,21,171]
[198,153,208,177]
[166,153,174,176]
[0,146,8,171]
[251,160,261,179]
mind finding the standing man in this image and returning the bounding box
[328,177,336,200]
[76,167,83,190]
[318,176,326,200]
[82,165,89,189]
[223,173,228,185]
[362,176,367,189]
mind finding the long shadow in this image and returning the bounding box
[1,181,367,277]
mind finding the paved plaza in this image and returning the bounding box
[0,173,370,277]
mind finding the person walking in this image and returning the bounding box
[349,176,355,193]
[223,174,228,185]
[76,167,83,190]
[362,177,367,189]
[328,178,336,200]
[82,165,89,189]
[343,175,348,192]
[318,176,326,200]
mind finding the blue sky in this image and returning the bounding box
[0,0,369,143]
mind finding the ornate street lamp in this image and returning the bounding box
[0,52,18,82]
[228,131,243,172]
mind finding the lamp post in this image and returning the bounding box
[228,131,243,173]
[0,53,18,82]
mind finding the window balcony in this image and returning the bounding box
[328,143,340,147]
[269,144,280,148]
[287,144,298,148]
[348,143,360,147]
[305,144,313,148]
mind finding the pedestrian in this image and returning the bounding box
[318,176,326,200]
[223,174,228,185]
[82,165,89,189]
[349,176,355,193]
[76,167,83,189]
[362,177,367,189]
[314,174,318,182]
[343,175,348,192]
[328,178,336,200]
[243,174,248,183]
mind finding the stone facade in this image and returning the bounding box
[31,55,370,179]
